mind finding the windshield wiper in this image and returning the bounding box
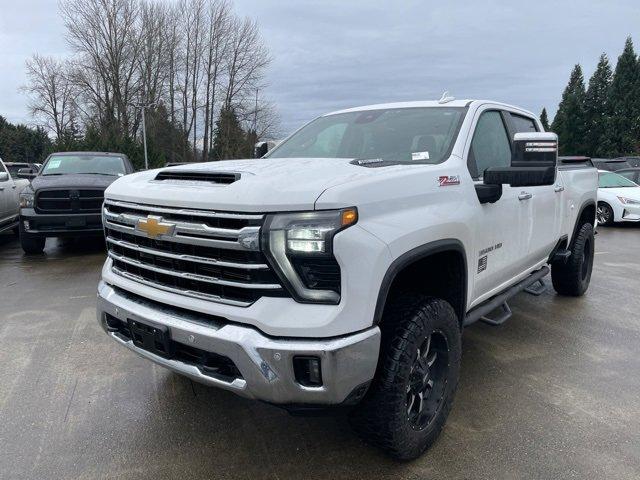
[76,172,118,176]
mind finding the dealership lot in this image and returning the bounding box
[1,227,639,480]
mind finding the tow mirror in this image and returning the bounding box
[0,172,8,182]
[254,141,270,158]
[17,168,37,179]
[484,132,557,187]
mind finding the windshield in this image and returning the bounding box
[267,107,466,164]
[598,172,638,188]
[42,155,126,176]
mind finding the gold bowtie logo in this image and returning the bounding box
[135,215,175,239]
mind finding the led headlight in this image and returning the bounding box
[617,196,640,205]
[262,208,358,304]
[19,190,34,208]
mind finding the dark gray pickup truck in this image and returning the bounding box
[18,151,134,254]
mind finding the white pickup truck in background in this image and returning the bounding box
[0,157,29,235]
[97,99,597,460]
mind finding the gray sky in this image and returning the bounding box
[1,0,639,134]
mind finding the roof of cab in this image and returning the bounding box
[324,99,536,118]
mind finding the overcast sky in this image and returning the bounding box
[1,0,638,134]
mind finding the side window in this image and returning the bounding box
[468,111,512,179]
[510,113,539,133]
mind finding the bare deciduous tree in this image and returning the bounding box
[24,0,279,162]
[23,54,78,140]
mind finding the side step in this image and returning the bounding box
[463,266,550,327]
[524,278,546,296]
[479,302,512,326]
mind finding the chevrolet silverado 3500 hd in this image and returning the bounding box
[97,99,597,459]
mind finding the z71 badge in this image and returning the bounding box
[438,175,461,186]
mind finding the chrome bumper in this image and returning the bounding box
[96,281,380,405]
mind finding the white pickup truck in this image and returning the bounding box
[0,158,29,235]
[97,99,597,459]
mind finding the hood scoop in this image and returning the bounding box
[154,170,240,185]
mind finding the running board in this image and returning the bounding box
[0,220,18,234]
[463,266,550,327]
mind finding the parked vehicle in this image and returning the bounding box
[97,99,597,460]
[591,158,632,171]
[615,156,640,168]
[596,170,640,225]
[615,167,640,185]
[4,162,40,178]
[18,151,134,253]
[0,158,30,235]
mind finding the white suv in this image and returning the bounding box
[97,99,597,459]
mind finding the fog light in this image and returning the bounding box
[23,220,30,230]
[293,356,322,387]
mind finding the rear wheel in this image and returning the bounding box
[349,295,461,460]
[551,222,594,296]
[596,202,614,226]
[19,222,45,254]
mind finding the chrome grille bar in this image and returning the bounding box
[104,219,252,251]
[111,266,253,307]
[105,237,268,270]
[108,251,282,290]
[104,199,264,221]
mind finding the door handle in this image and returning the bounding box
[0,187,4,191]
[11,185,16,189]
[518,192,532,201]
[554,185,564,193]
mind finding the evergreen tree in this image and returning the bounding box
[540,108,550,131]
[583,54,613,157]
[607,37,640,156]
[551,64,586,155]
[213,105,252,160]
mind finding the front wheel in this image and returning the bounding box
[19,222,46,254]
[551,222,594,296]
[349,295,461,460]
[596,202,614,226]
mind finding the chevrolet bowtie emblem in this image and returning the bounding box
[135,215,176,239]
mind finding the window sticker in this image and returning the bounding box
[48,159,61,169]
[411,151,430,161]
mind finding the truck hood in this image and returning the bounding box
[105,158,398,212]
[30,173,121,192]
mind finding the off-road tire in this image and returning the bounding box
[349,295,461,460]
[551,222,594,296]
[19,222,45,254]
[596,202,614,226]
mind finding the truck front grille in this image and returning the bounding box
[102,200,287,307]
[36,189,105,213]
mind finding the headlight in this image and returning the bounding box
[19,191,34,208]
[617,196,640,205]
[262,208,358,304]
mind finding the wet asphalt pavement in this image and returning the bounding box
[0,226,639,480]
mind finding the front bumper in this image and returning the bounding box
[97,281,380,405]
[620,203,640,222]
[20,208,103,236]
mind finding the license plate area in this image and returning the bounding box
[128,319,174,358]
[66,217,87,228]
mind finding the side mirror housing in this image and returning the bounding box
[0,172,8,182]
[485,132,558,187]
[254,141,270,158]
[17,168,37,179]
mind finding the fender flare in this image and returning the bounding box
[570,200,596,244]
[373,239,468,325]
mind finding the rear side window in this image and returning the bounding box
[468,111,512,179]
[510,114,538,133]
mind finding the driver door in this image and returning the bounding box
[466,109,529,306]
